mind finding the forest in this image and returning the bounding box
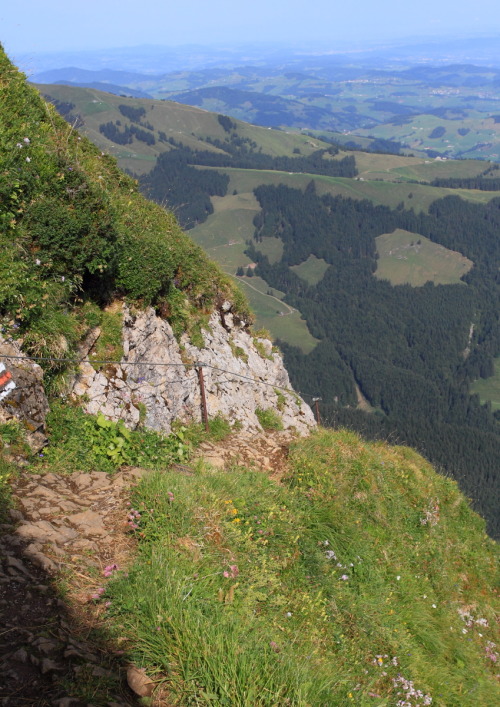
[248,183,500,536]
[138,137,356,228]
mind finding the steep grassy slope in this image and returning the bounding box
[103,428,499,706]
[0,47,250,379]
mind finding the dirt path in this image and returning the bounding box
[1,468,143,706]
[1,431,294,706]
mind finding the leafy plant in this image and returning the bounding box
[91,414,132,467]
[40,401,190,473]
[255,407,283,431]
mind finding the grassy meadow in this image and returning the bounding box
[291,255,330,286]
[188,193,317,353]
[374,230,473,287]
[471,357,500,410]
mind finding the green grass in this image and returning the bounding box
[255,407,283,430]
[188,193,260,272]
[471,357,500,410]
[37,401,191,474]
[254,236,284,264]
[103,428,500,706]
[229,275,318,354]
[222,168,500,215]
[189,193,318,353]
[354,152,488,182]
[90,308,124,368]
[291,255,330,285]
[354,114,500,161]
[374,229,473,286]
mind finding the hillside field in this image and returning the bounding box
[375,229,473,286]
[471,357,500,410]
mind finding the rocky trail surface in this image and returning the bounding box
[0,431,292,706]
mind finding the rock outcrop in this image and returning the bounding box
[0,334,49,451]
[71,305,315,434]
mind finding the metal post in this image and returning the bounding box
[312,397,321,426]
[197,364,209,432]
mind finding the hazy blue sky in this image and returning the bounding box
[2,0,499,54]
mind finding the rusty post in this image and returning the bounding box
[197,363,209,432]
[312,397,321,426]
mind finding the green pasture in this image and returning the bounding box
[188,194,317,353]
[188,193,260,272]
[256,236,283,264]
[229,275,318,353]
[471,358,500,411]
[374,229,473,286]
[291,254,330,285]
[221,167,500,214]
[354,151,488,182]
[355,113,500,161]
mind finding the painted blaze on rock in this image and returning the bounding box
[0,335,49,451]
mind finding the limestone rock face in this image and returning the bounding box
[0,334,49,451]
[71,305,315,435]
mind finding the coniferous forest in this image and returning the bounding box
[248,184,500,536]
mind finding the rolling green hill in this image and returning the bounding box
[34,57,500,160]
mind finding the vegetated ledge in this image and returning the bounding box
[0,44,252,379]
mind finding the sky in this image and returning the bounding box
[2,0,500,56]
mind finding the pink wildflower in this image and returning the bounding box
[103,563,119,577]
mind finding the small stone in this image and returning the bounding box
[10,648,28,663]
[27,484,61,501]
[17,519,79,544]
[25,549,59,574]
[32,637,61,654]
[34,584,49,593]
[41,658,64,674]
[5,555,33,577]
[72,474,92,490]
[8,509,24,522]
[127,664,155,697]
[66,510,107,536]
[52,697,87,707]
